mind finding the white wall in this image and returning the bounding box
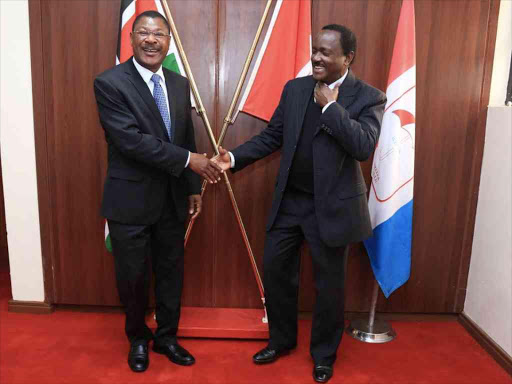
[489,0,512,107]
[0,0,45,302]
[465,0,512,357]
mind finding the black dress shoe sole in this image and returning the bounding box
[253,358,275,365]
[152,345,195,366]
[313,366,333,383]
[313,375,331,383]
[128,363,149,373]
[127,357,149,373]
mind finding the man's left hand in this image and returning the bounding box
[188,194,202,220]
[314,82,340,108]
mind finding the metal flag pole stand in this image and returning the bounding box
[346,280,396,343]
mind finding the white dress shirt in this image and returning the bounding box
[132,58,190,167]
[320,68,349,113]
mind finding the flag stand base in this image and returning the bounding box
[148,307,269,339]
[346,318,396,343]
[346,280,396,343]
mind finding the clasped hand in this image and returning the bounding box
[211,146,231,171]
[189,152,223,184]
[314,82,340,108]
[188,151,225,220]
[187,148,231,220]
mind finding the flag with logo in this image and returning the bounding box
[363,0,416,297]
[235,0,312,122]
[106,0,194,252]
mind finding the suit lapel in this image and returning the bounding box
[337,69,357,109]
[124,59,169,140]
[312,69,357,138]
[295,77,316,141]
[163,70,177,143]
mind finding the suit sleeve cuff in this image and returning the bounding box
[322,101,336,114]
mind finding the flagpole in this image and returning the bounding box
[160,0,267,317]
[184,0,272,245]
[217,0,273,146]
[346,279,396,343]
[184,0,272,249]
[160,0,217,153]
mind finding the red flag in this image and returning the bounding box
[386,0,416,86]
[236,0,312,122]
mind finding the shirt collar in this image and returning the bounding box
[132,57,166,86]
[327,69,349,89]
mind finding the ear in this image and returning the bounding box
[345,51,355,66]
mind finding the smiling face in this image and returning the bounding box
[311,30,353,84]
[130,16,170,73]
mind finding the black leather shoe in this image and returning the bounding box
[252,347,290,364]
[313,365,333,383]
[153,342,195,366]
[128,343,149,372]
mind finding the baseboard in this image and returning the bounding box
[8,300,54,314]
[459,312,512,376]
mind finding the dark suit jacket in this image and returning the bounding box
[94,58,201,224]
[232,71,386,247]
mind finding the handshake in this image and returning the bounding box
[188,146,232,184]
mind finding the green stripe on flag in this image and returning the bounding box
[163,53,181,75]
[105,234,112,253]
[105,221,112,253]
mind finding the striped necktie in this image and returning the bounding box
[151,74,171,140]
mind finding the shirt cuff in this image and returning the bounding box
[322,101,336,114]
[184,151,190,168]
[228,152,235,168]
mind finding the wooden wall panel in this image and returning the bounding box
[453,0,500,312]
[165,0,218,307]
[29,0,55,302]
[215,0,280,308]
[31,0,499,313]
[38,0,119,305]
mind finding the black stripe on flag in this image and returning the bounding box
[117,0,134,61]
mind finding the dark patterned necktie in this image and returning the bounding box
[151,74,171,140]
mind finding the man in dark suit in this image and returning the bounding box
[214,25,386,383]
[94,11,222,373]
